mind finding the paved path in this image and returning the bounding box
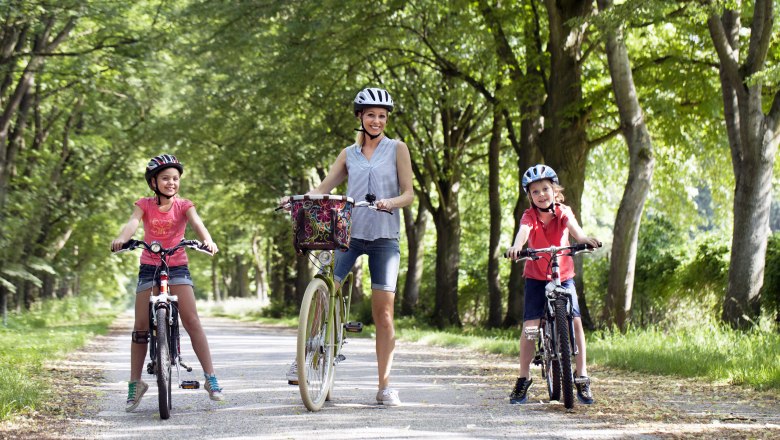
[61,314,780,439]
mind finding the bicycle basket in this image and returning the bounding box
[290,195,354,253]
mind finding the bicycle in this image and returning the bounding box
[278,194,390,411]
[506,242,600,409]
[114,238,213,419]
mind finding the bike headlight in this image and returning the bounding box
[150,241,162,253]
[317,251,332,265]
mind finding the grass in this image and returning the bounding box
[0,297,117,421]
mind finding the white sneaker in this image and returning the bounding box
[204,373,224,401]
[286,361,298,385]
[125,380,149,412]
[376,388,401,406]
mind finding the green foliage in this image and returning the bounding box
[0,297,116,420]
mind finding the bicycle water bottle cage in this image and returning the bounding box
[524,326,540,340]
[345,321,363,333]
[132,330,150,344]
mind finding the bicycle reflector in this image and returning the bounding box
[150,241,162,253]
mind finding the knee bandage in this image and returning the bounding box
[132,330,150,344]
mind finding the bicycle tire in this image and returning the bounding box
[297,278,335,411]
[156,307,172,419]
[555,299,574,409]
[542,320,561,401]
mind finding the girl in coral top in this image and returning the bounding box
[111,154,223,411]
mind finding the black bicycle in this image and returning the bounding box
[507,243,599,409]
[114,238,212,419]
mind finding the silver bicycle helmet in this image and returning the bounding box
[522,164,559,194]
[353,87,394,114]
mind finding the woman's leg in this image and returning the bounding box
[372,290,396,390]
[171,284,215,374]
[131,289,152,381]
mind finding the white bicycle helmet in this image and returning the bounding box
[353,87,394,114]
[522,164,559,194]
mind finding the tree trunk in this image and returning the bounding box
[431,202,462,328]
[541,0,594,326]
[487,107,503,328]
[708,1,780,328]
[598,0,656,332]
[401,202,427,316]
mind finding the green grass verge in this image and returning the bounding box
[0,297,116,421]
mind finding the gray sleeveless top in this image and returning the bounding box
[345,136,401,240]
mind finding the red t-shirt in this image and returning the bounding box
[521,204,575,281]
[135,197,194,266]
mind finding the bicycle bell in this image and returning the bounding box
[365,193,376,204]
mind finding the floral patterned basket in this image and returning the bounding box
[289,195,354,253]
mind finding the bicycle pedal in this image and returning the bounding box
[335,354,346,363]
[146,362,154,374]
[344,321,363,333]
[532,354,542,366]
[574,376,591,385]
[180,380,200,389]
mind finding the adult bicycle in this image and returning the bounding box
[506,242,600,409]
[278,194,389,411]
[114,238,212,419]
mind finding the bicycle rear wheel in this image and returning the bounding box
[297,278,335,411]
[555,300,574,409]
[542,320,561,401]
[156,307,172,419]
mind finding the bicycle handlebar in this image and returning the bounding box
[275,198,393,215]
[503,242,602,261]
[113,239,214,256]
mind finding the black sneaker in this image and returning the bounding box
[509,377,533,404]
[575,376,594,404]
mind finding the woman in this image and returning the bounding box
[287,87,414,406]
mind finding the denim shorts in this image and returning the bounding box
[523,278,581,321]
[136,264,193,293]
[333,238,401,292]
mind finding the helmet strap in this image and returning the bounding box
[354,113,383,140]
[534,201,557,214]
[151,177,176,205]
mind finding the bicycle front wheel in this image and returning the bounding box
[555,300,574,409]
[156,307,172,419]
[542,320,561,401]
[297,278,335,411]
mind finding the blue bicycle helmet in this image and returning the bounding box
[522,164,559,194]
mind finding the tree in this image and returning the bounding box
[706,0,779,328]
[596,0,656,331]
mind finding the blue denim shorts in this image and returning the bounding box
[333,238,400,292]
[136,264,193,293]
[523,278,581,321]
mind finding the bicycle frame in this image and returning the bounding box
[306,250,355,362]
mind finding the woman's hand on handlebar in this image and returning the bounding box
[375,198,395,211]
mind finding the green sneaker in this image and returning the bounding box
[204,373,224,401]
[125,380,148,412]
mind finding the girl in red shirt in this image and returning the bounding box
[505,164,600,405]
[111,154,223,411]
